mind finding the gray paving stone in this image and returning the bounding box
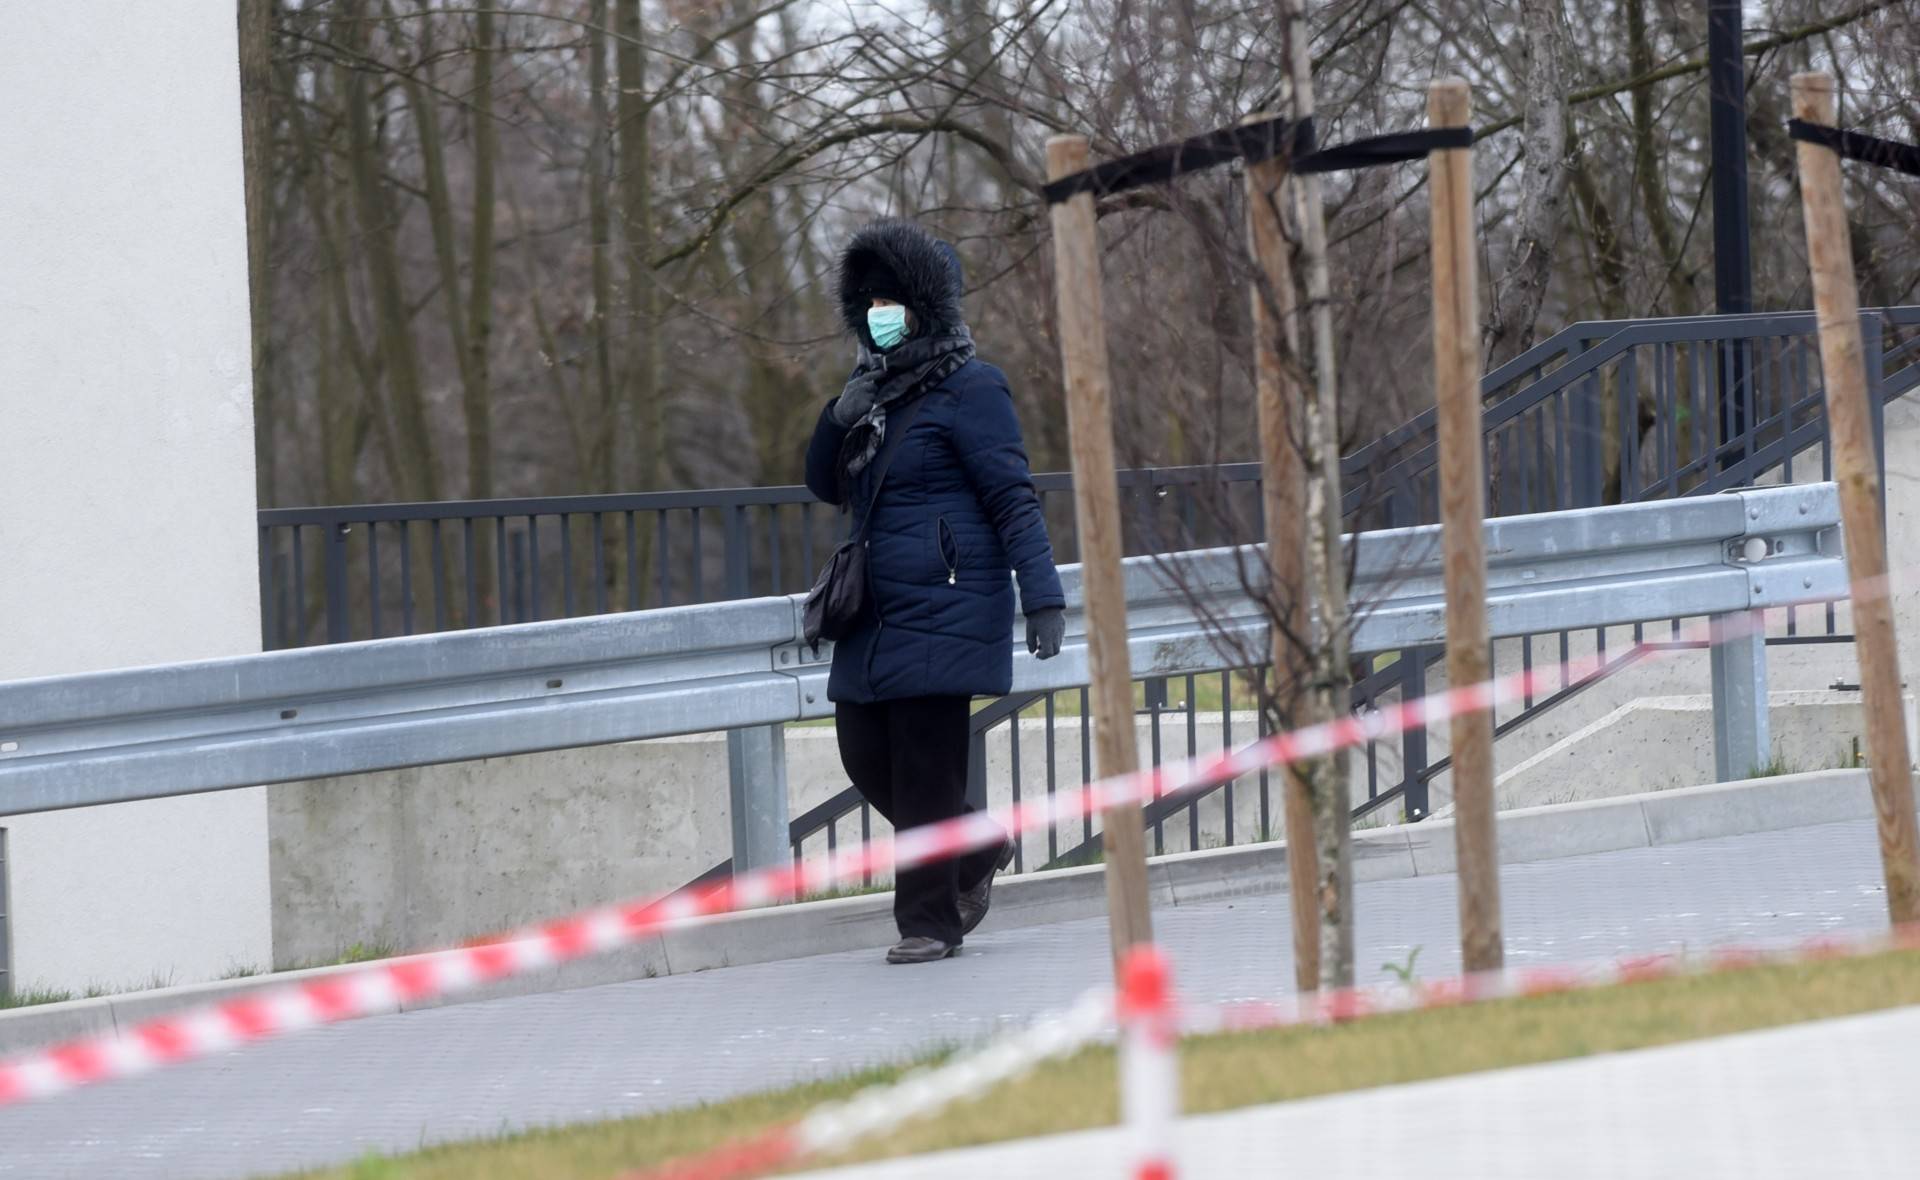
[0,818,1893,1179]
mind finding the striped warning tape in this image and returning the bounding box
[1182,922,1920,1037]
[624,923,1920,1180]
[0,573,1885,1107]
[620,986,1116,1180]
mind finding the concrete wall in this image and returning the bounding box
[0,7,271,991]
[268,715,1374,965]
[1488,690,1916,812]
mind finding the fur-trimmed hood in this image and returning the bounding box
[836,219,966,348]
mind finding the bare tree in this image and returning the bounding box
[1485,0,1575,365]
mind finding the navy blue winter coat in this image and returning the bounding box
[806,222,1065,704]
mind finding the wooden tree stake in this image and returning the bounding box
[1046,135,1155,967]
[1243,117,1321,992]
[1791,72,1920,925]
[1429,79,1505,973]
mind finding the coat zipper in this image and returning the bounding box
[937,517,958,585]
[865,537,883,682]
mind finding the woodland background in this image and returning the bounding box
[238,0,1920,511]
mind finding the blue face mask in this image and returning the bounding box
[867,304,909,351]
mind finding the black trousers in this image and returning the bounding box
[835,696,1004,943]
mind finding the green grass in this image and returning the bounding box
[1747,741,1870,780]
[1,971,176,1009]
[275,947,1920,1180]
[0,948,399,1012]
[273,943,403,974]
[0,986,77,1010]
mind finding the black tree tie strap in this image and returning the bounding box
[1040,116,1311,204]
[1042,114,1479,205]
[1787,118,1920,179]
[1294,126,1474,174]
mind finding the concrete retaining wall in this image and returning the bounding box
[268,714,1385,967]
[1485,690,1917,812]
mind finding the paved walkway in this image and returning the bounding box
[796,1002,1920,1179]
[0,817,1895,1179]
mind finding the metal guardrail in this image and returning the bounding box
[725,480,1851,878]
[1,485,1844,834]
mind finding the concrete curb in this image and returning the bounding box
[0,768,1888,1055]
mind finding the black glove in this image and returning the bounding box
[1026,607,1066,660]
[830,370,882,426]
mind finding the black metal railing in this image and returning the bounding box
[254,307,1919,881]
[256,469,1267,651]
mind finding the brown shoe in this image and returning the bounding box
[958,839,1017,936]
[886,936,959,964]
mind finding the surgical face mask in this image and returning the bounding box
[867,304,909,351]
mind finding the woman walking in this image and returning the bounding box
[805,219,1067,965]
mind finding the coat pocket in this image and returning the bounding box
[936,517,959,586]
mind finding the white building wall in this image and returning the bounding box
[0,5,272,989]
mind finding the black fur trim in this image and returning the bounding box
[836,219,966,346]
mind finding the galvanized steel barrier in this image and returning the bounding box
[0,484,1847,876]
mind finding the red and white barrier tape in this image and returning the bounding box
[1119,946,1181,1180]
[1182,922,1920,1038]
[625,923,1920,1180]
[620,986,1116,1180]
[0,573,1889,1107]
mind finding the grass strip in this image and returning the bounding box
[280,947,1920,1180]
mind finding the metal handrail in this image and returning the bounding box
[3,485,1842,821]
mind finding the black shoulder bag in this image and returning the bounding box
[803,395,930,651]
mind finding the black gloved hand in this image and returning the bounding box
[1025,607,1066,660]
[830,370,882,427]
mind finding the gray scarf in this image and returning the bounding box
[837,326,975,486]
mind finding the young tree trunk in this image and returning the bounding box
[340,2,441,502]
[318,295,364,508]
[394,10,495,583]
[1568,151,1643,504]
[285,55,389,501]
[1485,0,1573,365]
[1243,115,1321,994]
[465,5,498,502]
[587,0,624,606]
[615,0,659,494]
[1282,0,1355,991]
[1626,0,1698,319]
[238,0,276,506]
[588,0,616,456]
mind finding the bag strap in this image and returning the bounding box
[853,392,932,540]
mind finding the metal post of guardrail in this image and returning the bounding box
[323,522,351,644]
[1400,651,1430,820]
[1709,611,1770,781]
[726,725,791,875]
[0,829,11,1001]
[1864,312,1886,495]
